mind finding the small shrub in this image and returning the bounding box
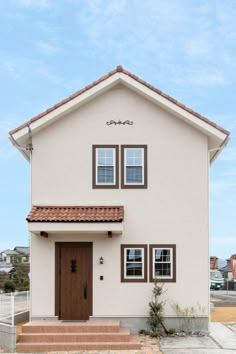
[139,329,150,335]
[149,330,162,337]
[168,328,176,335]
[4,280,15,293]
[147,279,169,334]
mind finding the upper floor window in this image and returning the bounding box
[92,145,119,188]
[149,244,176,282]
[121,145,147,188]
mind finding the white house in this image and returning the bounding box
[9,66,229,351]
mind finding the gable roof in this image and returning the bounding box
[9,65,230,163]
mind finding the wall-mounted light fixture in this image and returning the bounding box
[99,257,104,265]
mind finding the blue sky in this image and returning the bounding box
[0,0,235,259]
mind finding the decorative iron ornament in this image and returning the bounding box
[106,120,133,126]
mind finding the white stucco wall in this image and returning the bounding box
[30,85,209,318]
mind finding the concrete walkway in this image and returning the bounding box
[160,322,236,354]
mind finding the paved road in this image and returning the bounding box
[160,322,236,354]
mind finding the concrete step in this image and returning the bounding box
[22,320,121,333]
[16,335,141,352]
[18,328,130,343]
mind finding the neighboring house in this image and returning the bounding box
[14,246,30,263]
[9,66,229,332]
[221,255,236,281]
[0,247,29,265]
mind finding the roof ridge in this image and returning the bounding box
[9,65,230,136]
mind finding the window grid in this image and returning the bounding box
[124,148,144,185]
[124,248,144,279]
[96,148,116,185]
[153,248,173,279]
[121,145,147,189]
[121,244,147,283]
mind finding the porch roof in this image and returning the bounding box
[27,206,124,222]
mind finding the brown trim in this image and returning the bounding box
[55,242,93,319]
[92,145,119,189]
[121,145,148,189]
[9,66,230,137]
[149,244,176,283]
[121,244,147,282]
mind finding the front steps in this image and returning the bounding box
[16,320,141,352]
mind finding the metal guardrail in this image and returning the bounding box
[0,291,30,326]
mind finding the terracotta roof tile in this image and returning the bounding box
[9,66,230,137]
[27,206,124,222]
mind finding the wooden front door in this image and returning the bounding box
[55,242,92,320]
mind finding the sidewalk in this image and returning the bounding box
[160,322,236,354]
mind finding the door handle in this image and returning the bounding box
[83,282,87,300]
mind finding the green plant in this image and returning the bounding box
[11,263,30,291]
[139,329,150,335]
[149,331,162,338]
[3,280,16,293]
[168,328,176,335]
[147,279,168,334]
[171,302,206,333]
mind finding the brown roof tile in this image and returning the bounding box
[9,66,230,137]
[27,206,124,222]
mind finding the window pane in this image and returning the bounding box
[98,156,106,165]
[126,157,142,166]
[126,263,142,276]
[155,249,171,262]
[126,166,142,183]
[155,263,171,277]
[127,157,134,165]
[104,149,113,158]
[126,150,135,159]
[98,149,105,158]
[134,157,142,165]
[97,166,114,183]
[135,150,142,158]
[126,249,142,262]
[106,157,113,166]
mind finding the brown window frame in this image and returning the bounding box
[121,244,147,282]
[92,145,119,189]
[121,145,148,189]
[149,244,176,283]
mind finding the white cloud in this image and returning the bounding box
[210,236,236,259]
[185,38,213,58]
[219,147,236,162]
[212,236,236,243]
[34,40,60,54]
[0,119,21,160]
[210,178,236,194]
[0,56,20,79]
[13,0,51,8]
[172,69,226,87]
[37,66,64,85]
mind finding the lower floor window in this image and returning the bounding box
[150,244,176,282]
[121,244,147,282]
